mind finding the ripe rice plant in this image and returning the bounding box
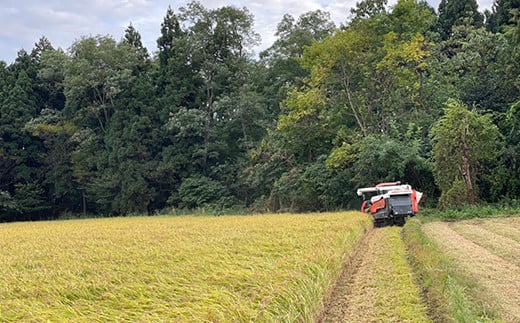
[0,212,370,322]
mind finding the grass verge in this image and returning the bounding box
[403,217,501,322]
[422,201,520,221]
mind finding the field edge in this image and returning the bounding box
[403,217,502,322]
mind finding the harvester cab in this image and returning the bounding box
[356,182,422,227]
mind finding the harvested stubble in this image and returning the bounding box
[449,219,520,267]
[0,212,370,322]
[423,219,520,322]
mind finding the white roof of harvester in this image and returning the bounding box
[356,183,412,196]
[357,182,423,204]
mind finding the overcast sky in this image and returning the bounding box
[0,0,494,64]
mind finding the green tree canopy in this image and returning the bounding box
[437,0,484,38]
[430,100,502,208]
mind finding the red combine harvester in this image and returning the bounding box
[356,182,422,227]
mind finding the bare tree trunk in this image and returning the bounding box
[82,190,87,216]
[340,63,367,137]
[460,127,475,204]
[202,73,214,175]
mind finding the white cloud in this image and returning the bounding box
[0,0,495,63]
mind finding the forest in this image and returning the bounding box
[0,0,519,221]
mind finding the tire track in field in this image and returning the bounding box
[423,222,520,322]
[480,217,520,243]
[319,227,429,323]
[450,221,520,267]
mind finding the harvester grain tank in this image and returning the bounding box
[356,182,422,227]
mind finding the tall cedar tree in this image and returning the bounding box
[438,0,484,38]
[487,0,520,32]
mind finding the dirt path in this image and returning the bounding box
[319,227,429,322]
[423,221,520,322]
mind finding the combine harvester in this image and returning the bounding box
[357,182,422,227]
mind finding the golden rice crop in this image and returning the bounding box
[0,212,370,322]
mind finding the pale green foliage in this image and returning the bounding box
[64,36,139,131]
[351,135,429,186]
[262,10,335,61]
[377,33,430,106]
[390,0,436,35]
[0,191,15,213]
[430,99,502,207]
[280,26,374,152]
[167,107,205,138]
[326,142,358,169]
[280,0,436,146]
[350,0,388,20]
[278,87,331,161]
[438,179,468,209]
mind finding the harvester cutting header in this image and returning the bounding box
[357,182,422,227]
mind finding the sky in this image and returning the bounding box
[0,0,494,64]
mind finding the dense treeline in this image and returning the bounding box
[1,0,519,221]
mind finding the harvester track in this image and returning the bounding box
[318,227,429,322]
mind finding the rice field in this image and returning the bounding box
[0,212,371,322]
